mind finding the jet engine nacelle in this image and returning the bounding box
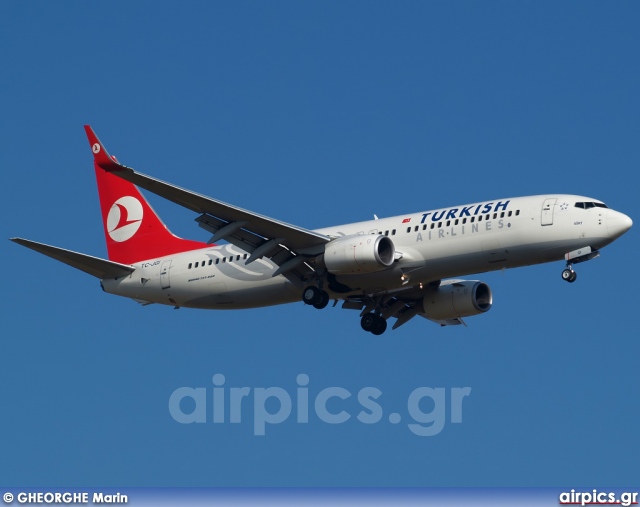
[422,281,493,320]
[323,234,395,275]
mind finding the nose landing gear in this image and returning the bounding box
[561,267,577,283]
[561,246,600,283]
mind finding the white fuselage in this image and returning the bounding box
[101,194,629,309]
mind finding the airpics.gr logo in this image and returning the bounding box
[107,196,143,242]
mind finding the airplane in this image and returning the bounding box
[10,126,633,335]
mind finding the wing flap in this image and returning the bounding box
[420,315,466,326]
[196,214,265,252]
[11,238,135,279]
[195,213,314,283]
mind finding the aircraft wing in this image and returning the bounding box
[341,280,468,329]
[84,126,330,283]
[10,238,135,279]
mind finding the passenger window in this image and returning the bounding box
[208,259,212,266]
[438,222,442,228]
[414,226,419,232]
[446,220,450,227]
[478,216,483,222]
[471,217,475,223]
[195,262,199,268]
[516,210,520,216]
[244,254,248,259]
[406,227,411,233]
[493,213,497,219]
[422,224,427,231]
[500,212,505,218]
[385,231,389,236]
[188,263,192,269]
[455,219,459,225]
[430,223,435,230]
[392,229,396,235]
[216,259,219,265]
[508,211,512,217]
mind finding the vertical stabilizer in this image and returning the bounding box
[85,125,209,264]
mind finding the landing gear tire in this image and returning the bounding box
[361,313,377,332]
[302,286,321,305]
[302,286,330,308]
[370,317,387,336]
[561,269,577,283]
[361,313,387,335]
[313,290,330,310]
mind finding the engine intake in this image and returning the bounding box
[324,234,395,275]
[422,281,493,320]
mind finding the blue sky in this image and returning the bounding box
[1,2,638,487]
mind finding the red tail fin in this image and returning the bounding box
[85,126,209,264]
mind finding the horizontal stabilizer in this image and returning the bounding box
[10,238,135,279]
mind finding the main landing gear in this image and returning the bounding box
[302,286,330,309]
[360,313,387,336]
[302,285,389,335]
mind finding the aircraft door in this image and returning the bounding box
[541,198,557,226]
[160,260,171,289]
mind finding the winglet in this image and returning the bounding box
[83,125,125,171]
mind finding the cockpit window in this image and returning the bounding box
[575,201,608,209]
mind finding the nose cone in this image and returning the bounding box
[607,210,633,239]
